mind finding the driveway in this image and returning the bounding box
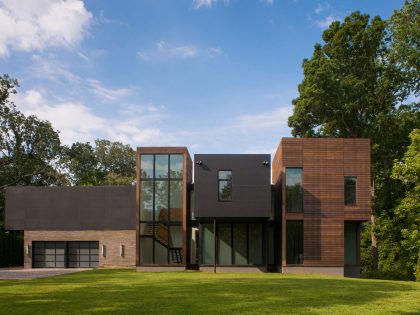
[0,268,92,280]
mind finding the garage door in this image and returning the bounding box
[68,241,99,268]
[32,241,99,268]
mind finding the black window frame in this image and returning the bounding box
[218,170,232,202]
[139,153,184,265]
[344,176,357,206]
[285,167,303,213]
[286,220,303,265]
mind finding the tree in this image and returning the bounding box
[287,9,420,275]
[388,0,420,97]
[388,129,420,280]
[0,75,65,226]
[61,139,135,186]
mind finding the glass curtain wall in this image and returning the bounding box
[200,222,265,266]
[139,154,184,265]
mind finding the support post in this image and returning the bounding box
[213,218,216,274]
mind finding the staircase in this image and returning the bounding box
[143,223,183,264]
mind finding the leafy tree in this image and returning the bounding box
[288,8,420,276]
[387,129,419,280]
[61,142,102,186]
[61,139,135,186]
[388,0,419,96]
[0,75,65,226]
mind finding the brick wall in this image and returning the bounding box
[24,230,136,268]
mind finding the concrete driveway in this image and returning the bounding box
[0,268,92,280]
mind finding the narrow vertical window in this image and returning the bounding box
[286,168,303,212]
[218,170,232,201]
[344,176,357,205]
[286,221,303,264]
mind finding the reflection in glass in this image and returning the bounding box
[140,181,153,221]
[218,170,232,180]
[249,224,262,265]
[218,180,232,201]
[154,180,168,221]
[140,155,154,179]
[344,176,356,205]
[218,223,232,265]
[170,155,183,178]
[233,224,247,265]
[169,225,182,248]
[202,223,214,264]
[286,168,303,212]
[155,155,168,178]
[286,221,303,264]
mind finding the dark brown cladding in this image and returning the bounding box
[5,186,136,231]
[273,138,371,268]
[194,154,271,218]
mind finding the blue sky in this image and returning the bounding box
[0,0,404,157]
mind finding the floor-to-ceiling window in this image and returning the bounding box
[200,222,266,266]
[139,154,184,265]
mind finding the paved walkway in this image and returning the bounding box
[0,268,91,280]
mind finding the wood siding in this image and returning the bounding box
[273,138,371,268]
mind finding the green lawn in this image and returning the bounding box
[0,269,419,314]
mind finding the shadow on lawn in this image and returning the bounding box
[0,269,419,314]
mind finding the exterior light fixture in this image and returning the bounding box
[196,160,202,165]
[263,161,269,166]
[26,244,31,257]
[102,244,106,257]
[120,244,125,257]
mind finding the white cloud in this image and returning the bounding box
[13,89,168,146]
[235,106,293,129]
[315,15,341,28]
[0,0,92,57]
[265,0,274,5]
[192,0,217,10]
[87,79,132,102]
[138,41,221,61]
[314,2,331,14]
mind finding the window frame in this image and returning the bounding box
[344,176,357,206]
[218,169,232,202]
[285,167,303,213]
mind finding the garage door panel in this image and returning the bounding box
[32,241,99,268]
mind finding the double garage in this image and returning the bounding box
[32,241,99,268]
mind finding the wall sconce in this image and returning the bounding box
[263,160,269,166]
[196,160,202,165]
[120,244,125,257]
[102,244,106,257]
[26,244,31,257]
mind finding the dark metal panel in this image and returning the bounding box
[194,154,271,218]
[5,186,136,231]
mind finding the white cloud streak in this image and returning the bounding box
[138,41,221,61]
[0,0,92,57]
[87,79,132,102]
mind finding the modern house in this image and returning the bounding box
[5,138,371,277]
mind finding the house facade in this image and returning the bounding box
[5,138,371,277]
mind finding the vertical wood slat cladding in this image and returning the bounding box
[136,147,192,266]
[275,138,371,268]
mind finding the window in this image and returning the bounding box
[344,176,356,205]
[286,221,303,264]
[286,168,303,212]
[139,154,184,265]
[218,170,232,201]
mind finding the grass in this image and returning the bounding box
[0,269,419,314]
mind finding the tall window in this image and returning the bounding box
[218,170,232,201]
[344,176,357,205]
[286,221,303,264]
[286,168,303,212]
[139,154,184,265]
